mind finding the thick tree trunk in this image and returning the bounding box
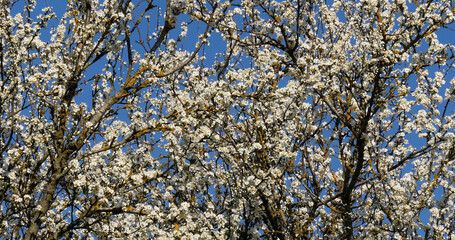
[25,177,59,240]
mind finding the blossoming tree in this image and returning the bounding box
[1,0,455,239]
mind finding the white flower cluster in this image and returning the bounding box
[2,0,455,239]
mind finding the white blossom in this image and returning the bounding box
[1,0,455,239]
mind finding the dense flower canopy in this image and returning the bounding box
[1,0,455,239]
